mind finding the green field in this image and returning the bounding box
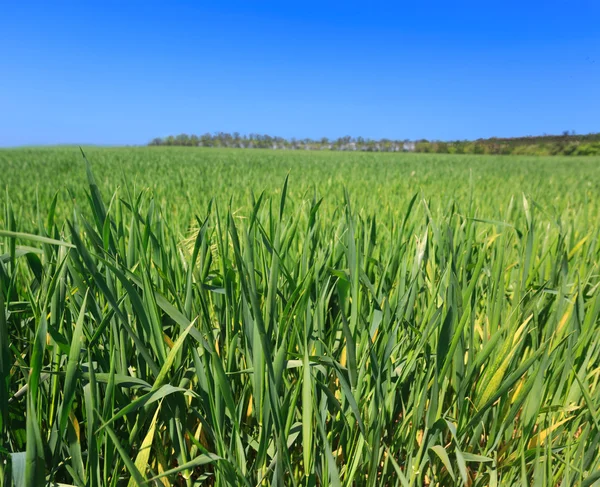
[1,147,600,486]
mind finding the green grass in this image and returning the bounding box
[1,147,600,486]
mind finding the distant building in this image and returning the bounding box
[403,142,416,152]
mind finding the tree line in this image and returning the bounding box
[149,131,600,155]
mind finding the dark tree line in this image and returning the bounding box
[148,133,411,151]
[149,131,600,155]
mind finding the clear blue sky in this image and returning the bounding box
[1,1,599,146]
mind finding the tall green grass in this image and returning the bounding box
[1,148,600,486]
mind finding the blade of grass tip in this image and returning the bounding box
[444,420,469,486]
[152,322,195,391]
[465,343,548,431]
[126,402,161,487]
[141,270,167,364]
[460,453,493,463]
[98,384,188,431]
[279,173,289,221]
[185,216,209,316]
[429,445,456,482]
[401,192,419,234]
[146,452,223,484]
[104,263,211,350]
[46,191,59,234]
[436,304,455,379]
[85,373,151,391]
[0,246,42,263]
[0,230,75,249]
[79,147,107,227]
[59,292,88,438]
[94,257,160,345]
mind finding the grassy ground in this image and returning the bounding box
[1,147,600,486]
[2,147,599,226]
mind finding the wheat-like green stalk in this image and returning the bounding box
[0,148,599,486]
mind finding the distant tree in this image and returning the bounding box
[435,142,449,153]
[175,134,190,146]
[148,131,600,156]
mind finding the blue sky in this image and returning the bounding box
[1,0,599,146]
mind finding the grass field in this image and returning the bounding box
[1,147,600,486]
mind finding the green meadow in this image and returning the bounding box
[1,147,600,486]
